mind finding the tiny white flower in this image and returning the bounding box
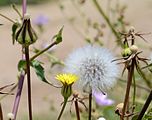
[7,112,14,119]
[64,45,119,93]
[97,117,106,120]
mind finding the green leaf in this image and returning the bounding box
[12,22,19,44]
[18,60,26,71]
[30,60,50,85]
[53,26,64,44]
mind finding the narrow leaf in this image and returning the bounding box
[12,23,19,44]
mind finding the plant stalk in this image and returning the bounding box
[12,72,25,120]
[92,0,122,46]
[88,93,92,120]
[121,58,135,120]
[137,90,152,120]
[25,46,33,120]
[0,103,3,120]
[74,100,80,120]
[57,98,68,120]
[30,41,57,61]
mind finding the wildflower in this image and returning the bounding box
[93,91,114,106]
[55,73,78,120]
[55,73,78,99]
[64,45,119,93]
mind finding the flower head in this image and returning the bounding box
[55,73,78,99]
[55,73,78,85]
[93,91,114,106]
[64,45,119,93]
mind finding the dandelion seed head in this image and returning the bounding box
[64,45,119,93]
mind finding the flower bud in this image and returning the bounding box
[61,85,72,99]
[15,14,38,46]
[130,45,138,53]
[121,48,132,57]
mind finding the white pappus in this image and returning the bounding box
[64,45,119,93]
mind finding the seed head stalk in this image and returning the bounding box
[88,93,92,120]
[121,58,135,120]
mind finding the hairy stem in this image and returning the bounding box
[137,90,152,120]
[12,72,25,120]
[75,100,80,120]
[25,46,33,120]
[57,98,68,120]
[121,58,135,120]
[88,93,92,120]
[92,0,122,46]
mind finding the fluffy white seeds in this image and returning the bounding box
[7,113,15,119]
[64,45,119,93]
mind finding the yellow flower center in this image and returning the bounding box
[55,73,78,85]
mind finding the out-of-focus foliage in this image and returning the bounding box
[0,0,54,6]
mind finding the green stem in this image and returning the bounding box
[57,98,68,120]
[74,100,80,120]
[92,0,122,46]
[121,58,135,120]
[30,41,57,61]
[0,13,15,23]
[12,4,22,18]
[25,46,33,120]
[132,73,136,106]
[88,93,92,120]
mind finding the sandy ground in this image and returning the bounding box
[0,0,152,119]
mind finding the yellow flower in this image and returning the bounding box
[55,73,78,85]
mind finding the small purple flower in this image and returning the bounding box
[93,91,114,106]
[34,15,48,25]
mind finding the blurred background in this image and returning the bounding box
[0,0,152,119]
